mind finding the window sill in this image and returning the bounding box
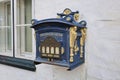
[0,55,36,71]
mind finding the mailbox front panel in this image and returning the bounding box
[36,26,69,64]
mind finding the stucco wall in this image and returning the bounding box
[0,0,120,80]
[33,0,120,80]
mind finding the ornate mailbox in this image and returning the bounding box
[31,8,87,70]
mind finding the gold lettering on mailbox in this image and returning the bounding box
[42,54,47,57]
[48,54,53,57]
[54,55,60,58]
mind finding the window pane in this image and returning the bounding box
[7,3,12,50]
[25,0,32,24]
[25,0,32,52]
[0,1,12,56]
[25,27,32,52]
[16,0,32,53]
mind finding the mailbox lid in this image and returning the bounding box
[31,18,83,28]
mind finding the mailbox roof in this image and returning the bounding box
[31,18,85,28]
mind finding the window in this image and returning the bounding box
[0,0,36,71]
[0,0,34,59]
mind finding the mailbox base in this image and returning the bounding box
[34,58,69,67]
[68,59,84,70]
[34,57,84,70]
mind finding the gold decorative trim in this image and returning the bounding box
[69,26,78,62]
[74,13,79,21]
[80,28,87,58]
[63,8,72,15]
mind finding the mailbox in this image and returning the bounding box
[31,8,87,70]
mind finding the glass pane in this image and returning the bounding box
[25,0,32,52]
[7,4,12,50]
[16,0,32,53]
[0,1,12,56]
[25,27,32,52]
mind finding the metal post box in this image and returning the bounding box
[31,8,87,70]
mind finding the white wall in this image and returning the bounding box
[0,0,120,80]
[33,0,120,80]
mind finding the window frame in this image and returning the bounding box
[0,0,35,59]
[14,0,35,59]
[0,0,36,71]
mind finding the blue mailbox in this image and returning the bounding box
[31,8,87,70]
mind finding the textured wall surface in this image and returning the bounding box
[0,0,120,80]
[34,0,120,80]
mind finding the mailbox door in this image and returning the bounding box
[35,26,69,64]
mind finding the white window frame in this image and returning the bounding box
[14,0,35,59]
[0,1,36,71]
[0,0,35,60]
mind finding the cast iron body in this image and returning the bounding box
[31,9,87,70]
